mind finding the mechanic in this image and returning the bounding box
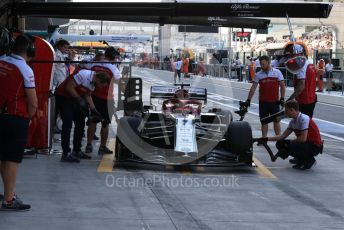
[316,59,325,92]
[55,69,110,162]
[0,34,37,210]
[52,39,70,87]
[174,57,182,83]
[52,39,70,134]
[284,42,317,118]
[325,59,333,92]
[259,100,322,170]
[84,47,121,155]
[244,55,286,138]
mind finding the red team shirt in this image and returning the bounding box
[0,55,35,118]
[55,69,96,97]
[288,112,322,146]
[77,62,120,100]
[294,61,317,104]
[253,68,284,102]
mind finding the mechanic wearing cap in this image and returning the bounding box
[259,100,322,170]
[284,42,317,118]
[0,34,37,210]
[55,69,110,162]
[244,55,285,138]
[84,46,121,155]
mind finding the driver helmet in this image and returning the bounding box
[174,89,189,99]
[283,42,308,74]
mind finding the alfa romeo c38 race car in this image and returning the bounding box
[115,81,254,166]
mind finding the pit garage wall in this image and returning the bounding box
[269,2,344,50]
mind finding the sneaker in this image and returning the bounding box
[93,135,99,140]
[61,153,80,163]
[1,196,30,211]
[289,158,299,164]
[299,159,317,170]
[85,144,93,153]
[292,163,302,169]
[98,145,113,155]
[73,150,92,160]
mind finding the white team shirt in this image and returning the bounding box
[53,49,68,86]
[175,60,182,70]
[253,68,284,83]
[87,62,121,81]
[73,69,95,92]
[3,54,35,88]
[325,63,333,72]
[295,60,310,80]
[288,112,309,132]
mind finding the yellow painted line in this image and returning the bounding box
[97,138,116,173]
[195,166,205,172]
[181,167,192,175]
[253,156,277,179]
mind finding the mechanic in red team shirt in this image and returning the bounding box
[0,34,37,210]
[259,100,323,170]
[244,55,286,138]
[83,47,121,155]
[55,69,110,162]
[283,42,317,118]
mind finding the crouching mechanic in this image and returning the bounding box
[55,69,110,162]
[259,100,323,170]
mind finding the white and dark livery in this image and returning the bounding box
[115,81,254,166]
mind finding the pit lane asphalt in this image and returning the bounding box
[1,67,343,230]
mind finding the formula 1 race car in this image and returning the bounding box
[115,79,253,166]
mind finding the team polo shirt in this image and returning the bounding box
[0,55,35,118]
[294,61,317,104]
[253,68,284,102]
[88,62,120,100]
[55,69,95,97]
[287,112,322,146]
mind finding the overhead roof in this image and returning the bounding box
[4,2,333,29]
[12,2,333,18]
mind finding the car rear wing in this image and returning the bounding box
[150,85,207,104]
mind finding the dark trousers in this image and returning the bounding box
[299,100,316,118]
[236,67,242,81]
[56,95,85,155]
[276,140,321,163]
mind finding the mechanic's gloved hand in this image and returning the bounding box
[279,97,285,107]
[256,137,268,145]
[241,99,251,107]
[78,97,89,115]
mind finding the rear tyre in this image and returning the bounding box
[115,116,142,161]
[226,121,253,164]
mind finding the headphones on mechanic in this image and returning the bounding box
[13,34,36,58]
[22,34,36,58]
